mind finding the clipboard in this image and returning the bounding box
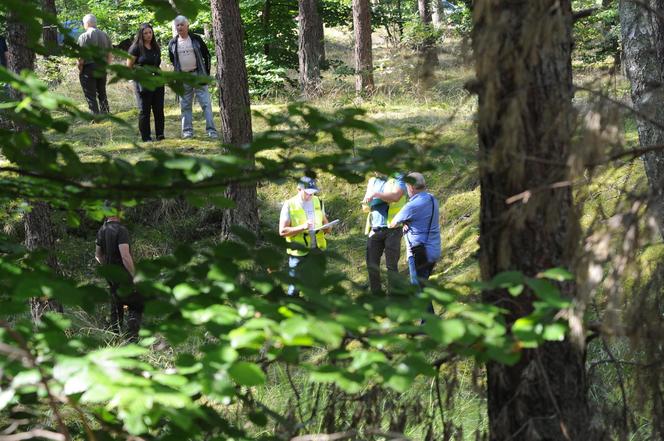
[314,219,340,232]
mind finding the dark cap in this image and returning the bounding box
[297,176,319,194]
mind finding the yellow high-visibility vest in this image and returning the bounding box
[364,177,407,235]
[286,196,327,256]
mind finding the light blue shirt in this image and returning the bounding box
[366,175,407,228]
[391,191,441,262]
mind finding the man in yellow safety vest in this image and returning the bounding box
[362,172,407,295]
[279,177,333,295]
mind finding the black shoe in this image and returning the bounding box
[141,137,153,142]
[155,135,165,141]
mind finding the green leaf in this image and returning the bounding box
[537,268,574,282]
[525,278,570,308]
[543,323,567,341]
[423,318,466,345]
[228,362,266,386]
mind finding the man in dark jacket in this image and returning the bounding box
[95,213,143,342]
[168,16,218,139]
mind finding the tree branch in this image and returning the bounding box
[572,8,598,22]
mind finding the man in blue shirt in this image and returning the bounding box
[362,173,407,294]
[389,172,441,308]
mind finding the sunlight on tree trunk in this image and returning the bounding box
[473,1,593,439]
[619,0,664,239]
[298,0,323,98]
[353,0,374,94]
[210,0,260,237]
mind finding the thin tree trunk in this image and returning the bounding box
[431,0,442,29]
[473,1,592,440]
[353,0,374,94]
[210,0,260,237]
[41,0,58,53]
[314,0,326,68]
[262,0,272,56]
[619,0,664,239]
[417,0,438,83]
[7,8,62,321]
[298,0,323,97]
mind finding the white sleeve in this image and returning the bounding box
[279,202,290,225]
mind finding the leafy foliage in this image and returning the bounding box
[0,0,580,439]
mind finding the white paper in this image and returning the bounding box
[314,219,340,232]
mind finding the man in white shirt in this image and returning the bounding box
[167,15,218,139]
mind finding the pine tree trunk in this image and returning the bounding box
[7,9,63,321]
[210,0,260,237]
[353,0,374,94]
[417,0,438,82]
[619,0,664,239]
[41,0,58,53]
[473,1,592,440]
[314,0,326,68]
[262,0,272,56]
[298,0,323,97]
[431,0,443,29]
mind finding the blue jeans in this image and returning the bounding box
[287,255,306,296]
[408,255,435,313]
[180,81,217,137]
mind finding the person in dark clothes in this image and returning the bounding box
[95,213,143,342]
[77,14,112,114]
[127,23,165,142]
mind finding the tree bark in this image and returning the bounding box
[7,9,63,321]
[210,0,260,237]
[41,0,58,52]
[431,0,443,29]
[417,0,438,83]
[353,0,374,94]
[619,0,664,238]
[298,0,323,97]
[473,1,592,440]
[314,0,326,67]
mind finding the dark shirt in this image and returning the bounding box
[0,37,7,68]
[96,220,130,266]
[129,43,161,68]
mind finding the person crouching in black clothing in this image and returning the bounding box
[95,214,143,342]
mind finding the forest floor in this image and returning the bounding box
[9,27,663,438]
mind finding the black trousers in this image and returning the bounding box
[135,83,165,141]
[366,228,403,294]
[79,63,109,114]
[109,282,144,343]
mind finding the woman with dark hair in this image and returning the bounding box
[127,23,164,142]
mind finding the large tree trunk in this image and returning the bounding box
[298,0,323,98]
[619,0,664,238]
[353,0,374,94]
[41,0,58,53]
[417,0,438,83]
[473,1,592,440]
[7,9,62,321]
[210,0,260,237]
